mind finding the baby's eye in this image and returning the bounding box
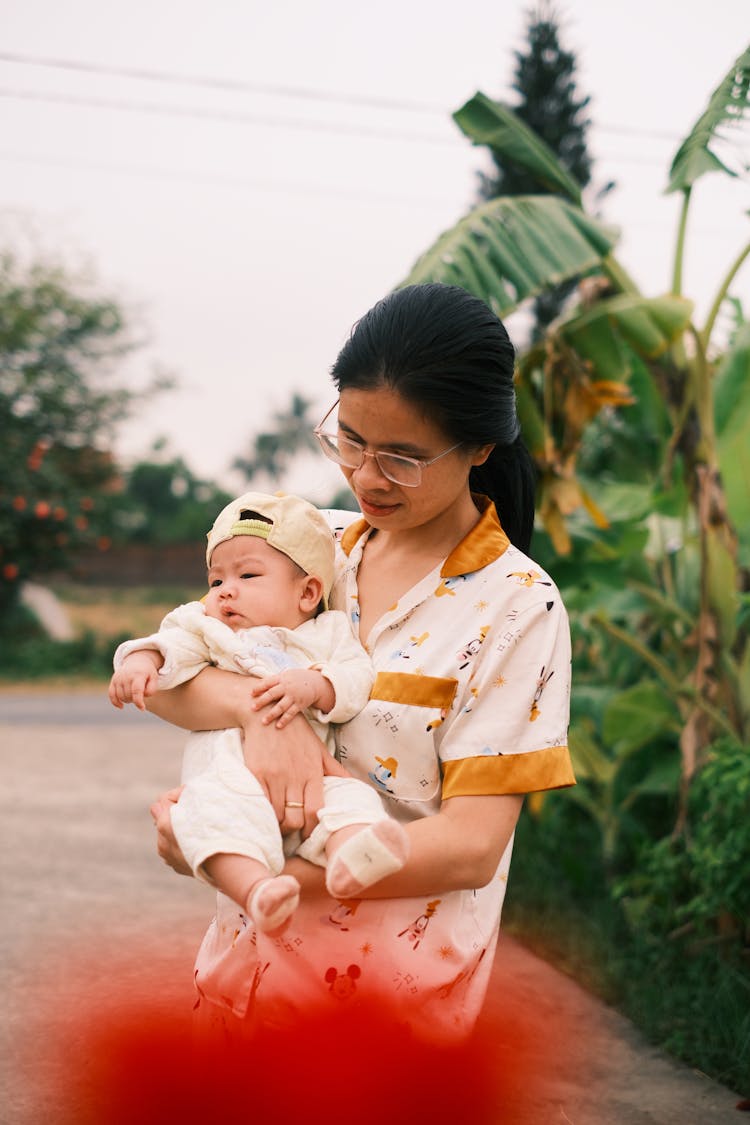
[240,572,257,580]
[209,578,222,588]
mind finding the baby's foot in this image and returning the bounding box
[326,820,410,899]
[247,874,300,936]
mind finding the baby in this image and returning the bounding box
[109,491,409,935]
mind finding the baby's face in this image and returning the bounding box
[204,536,308,631]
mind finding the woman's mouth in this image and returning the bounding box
[357,493,400,517]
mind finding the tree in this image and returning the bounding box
[0,252,169,618]
[110,445,232,544]
[403,43,750,816]
[477,2,599,337]
[233,393,319,483]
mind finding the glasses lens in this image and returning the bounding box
[317,432,363,469]
[376,453,422,487]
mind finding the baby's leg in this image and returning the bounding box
[204,854,300,937]
[325,820,410,900]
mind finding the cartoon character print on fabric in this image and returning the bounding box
[325,964,362,999]
[459,685,480,717]
[434,573,471,598]
[456,625,489,670]
[397,899,441,950]
[530,666,554,722]
[506,568,553,589]
[437,947,487,1000]
[368,755,398,794]
[426,709,446,733]
[327,899,362,931]
[390,632,430,662]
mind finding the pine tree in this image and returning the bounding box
[478,2,597,336]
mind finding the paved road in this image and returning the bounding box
[0,688,743,1123]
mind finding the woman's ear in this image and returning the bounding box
[299,575,325,613]
[471,443,495,468]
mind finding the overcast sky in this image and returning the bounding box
[1,0,748,501]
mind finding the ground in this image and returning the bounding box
[0,685,744,1123]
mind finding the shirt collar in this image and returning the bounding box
[339,495,510,577]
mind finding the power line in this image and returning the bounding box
[0,48,683,142]
[0,87,457,146]
[0,49,446,116]
[0,149,464,208]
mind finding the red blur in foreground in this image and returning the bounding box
[18,943,575,1125]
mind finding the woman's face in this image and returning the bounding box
[336,386,489,534]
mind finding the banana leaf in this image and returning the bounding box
[401,195,618,317]
[453,91,583,205]
[715,322,750,545]
[559,294,694,380]
[667,44,750,193]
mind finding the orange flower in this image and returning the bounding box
[75,515,89,531]
[35,501,51,518]
[80,497,95,511]
[12,496,27,511]
[2,563,19,581]
[97,536,112,552]
[53,506,67,521]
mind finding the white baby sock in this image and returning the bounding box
[326,820,410,899]
[247,874,300,935]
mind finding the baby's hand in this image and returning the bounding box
[250,668,335,729]
[108,651,163,711]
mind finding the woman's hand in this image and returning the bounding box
[149,787,192,876]
[241,711,351,838]
[146,666,351,838]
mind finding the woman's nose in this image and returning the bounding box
[352,450,390,489]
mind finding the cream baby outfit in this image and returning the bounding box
[113,601,381,879]
[192,499,576,1041]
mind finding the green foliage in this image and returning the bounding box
[403,42,750,1085]
[0,251,169,618]
[617,739,750,939]
[107,449,232,545]
[0,601,123,679]
[475,4,592,201]
[472,3,597,334]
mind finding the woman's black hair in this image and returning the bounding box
[330,283,537,553]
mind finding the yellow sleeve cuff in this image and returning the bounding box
[441,744,576,798]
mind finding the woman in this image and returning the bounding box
[149,283,575,1041]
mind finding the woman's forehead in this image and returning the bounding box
[338,386,448,448]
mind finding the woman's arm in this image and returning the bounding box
[343,794,524,899]
[145,666,347,835]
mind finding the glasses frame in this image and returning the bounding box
[313,400,461,488]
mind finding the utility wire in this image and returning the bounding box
[0,48,683,142]
[0,49,446,115]
[0,87,456,146]
[0,149,465,208]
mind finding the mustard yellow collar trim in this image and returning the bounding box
[339,495,510,577]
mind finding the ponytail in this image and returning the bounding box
[470,437,537,554]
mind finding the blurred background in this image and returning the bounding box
[1,0,748,1109]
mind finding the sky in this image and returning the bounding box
[1,0,748,502]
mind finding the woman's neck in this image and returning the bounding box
[366,490,482,564]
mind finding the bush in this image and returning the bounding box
[0,601,123,680]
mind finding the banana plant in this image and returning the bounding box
[401,46,750,798]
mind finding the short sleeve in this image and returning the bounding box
[438,594,575,797]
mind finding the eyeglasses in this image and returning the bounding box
[313,401,461,488]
